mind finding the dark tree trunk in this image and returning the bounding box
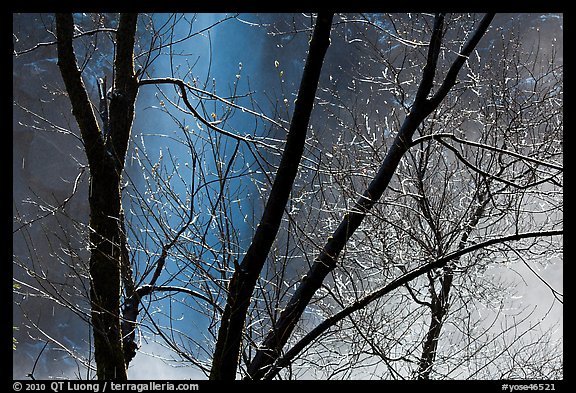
[416,268,453,380]
[56,13,138,380]
[209,13,334,380]
[247,13,496,380]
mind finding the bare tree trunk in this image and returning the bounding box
[56,13,138,380]
[416,178,491,378]
[247,13,496,380]
[416,270,452,379]
[209,12,334,380]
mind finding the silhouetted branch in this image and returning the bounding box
[138,77,281,151]
[410,133,563,171]
[263,229,563,380]
[26,341,49,380]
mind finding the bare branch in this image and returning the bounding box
[14,27,117,56]
[55,13,106,167]
[246,12,495,381]
[264,229,563,379]
[212,12,335,381]
[428,13,495,108]
[13,167,86,234]
[139,77,281,151]
[410,133,563,171]
[136,285,224,314]
[437,138,559,190]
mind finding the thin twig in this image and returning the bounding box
[13,167,86,234]
[27,341,49,380]
[14,27,117,56]
[410,133,562,171]
[264,229,563,379]
[138,77,281,152]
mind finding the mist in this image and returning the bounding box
[13,13,562,380]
